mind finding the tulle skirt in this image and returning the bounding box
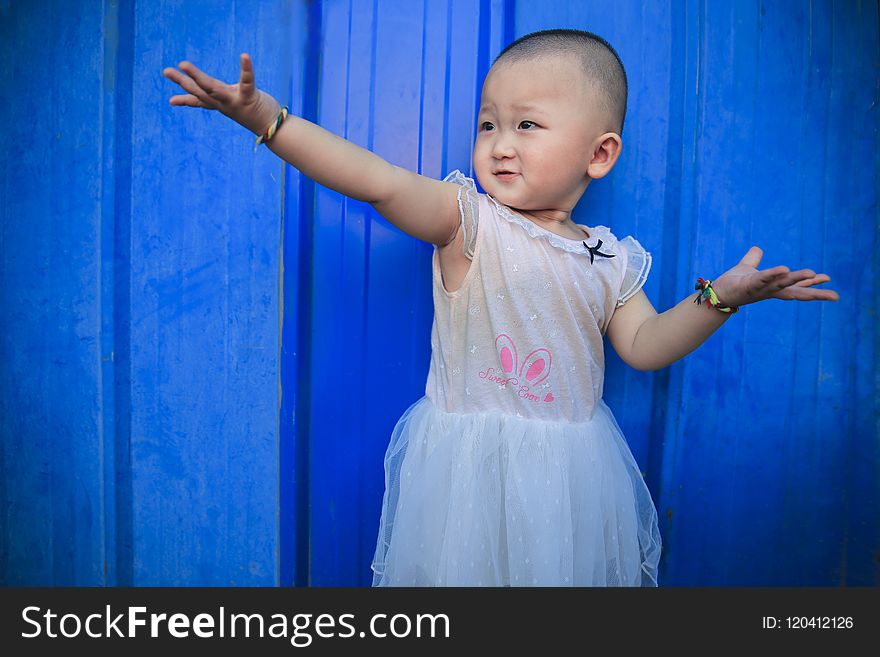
[370,395,661,587]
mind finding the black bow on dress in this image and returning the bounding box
[582,239,615,265]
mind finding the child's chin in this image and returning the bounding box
[491,187,522,205]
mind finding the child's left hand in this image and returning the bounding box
[710,246,840,308]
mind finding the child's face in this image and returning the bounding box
[473,54,610,213]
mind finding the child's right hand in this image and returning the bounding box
[162,53,282,137]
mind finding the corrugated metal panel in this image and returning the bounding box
[1,0,876,587]
[123,0,297,586]
[0,0,295,585]
[1,0,109,585]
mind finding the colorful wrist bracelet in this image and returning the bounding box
[253,106,289,152]
[694,277,738,313]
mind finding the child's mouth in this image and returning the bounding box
[495,172,519,181]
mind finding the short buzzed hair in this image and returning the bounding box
[493,29,628,136]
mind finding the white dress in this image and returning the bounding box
[370,170,661,586]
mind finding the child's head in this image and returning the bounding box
[473,29,627,216]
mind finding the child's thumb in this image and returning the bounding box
[740,245,763,269]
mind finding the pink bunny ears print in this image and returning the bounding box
[495,333,552,386]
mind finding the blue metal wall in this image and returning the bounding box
[1,0,876,587]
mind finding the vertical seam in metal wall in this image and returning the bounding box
[364,0,378,444]
[278,103,286,587]
[812,2,823,466]
[278,0,294,589]
[647,0,683,582]
[476,0,491,115]
[293,0,322,588]
[344,0,366,585]
[874,0,880,460]
[873,0,880,582]
[815,0,831,550]
[790,0,809,485]
[105,0,135,587]
[827,0,848,586]
[409,0,430,404]
[441,1,453,175]
[654,0,697,585]
[363,0,380,585]
[99,0,117,587]
[418,0,427,178]
[503,0,515,51]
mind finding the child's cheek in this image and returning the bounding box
[529,150,552,174]
[473,144,491,170]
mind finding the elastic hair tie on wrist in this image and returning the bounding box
[694,277,738,313]
[254,106,289,152]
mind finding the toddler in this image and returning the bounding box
[163,28,839,586]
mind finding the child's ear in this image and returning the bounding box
[586,133,622,179]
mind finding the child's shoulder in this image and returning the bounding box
[442,169,483,208]
[442,169,475,188]
[585,223,649,257]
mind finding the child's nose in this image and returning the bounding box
[491,132,516,158]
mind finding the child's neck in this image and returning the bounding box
[511,206,591,240]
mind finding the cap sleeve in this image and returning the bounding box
[615,235,652,308]
[443,169,479,261]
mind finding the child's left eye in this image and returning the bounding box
[519,121,536,129]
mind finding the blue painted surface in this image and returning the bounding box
[0,0,876,586]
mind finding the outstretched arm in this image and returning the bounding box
[262,115,461,247]
[606,246,840,371]
[163,53,460,247]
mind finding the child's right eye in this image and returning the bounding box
[480,122,495,132]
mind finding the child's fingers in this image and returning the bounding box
[168,93,207,108]
[177,60,210,84]
[760,267,817,290]
[163,66,214,106]
[239,53,255,89]
[771,271,839,301]
[782,268,819,288]
[793,273,831,287]
[177,60,227,100]
[756,266,789,285]
[785,285,840,302]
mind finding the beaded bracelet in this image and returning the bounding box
[694,277,738,313]
[253,106,289,152]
